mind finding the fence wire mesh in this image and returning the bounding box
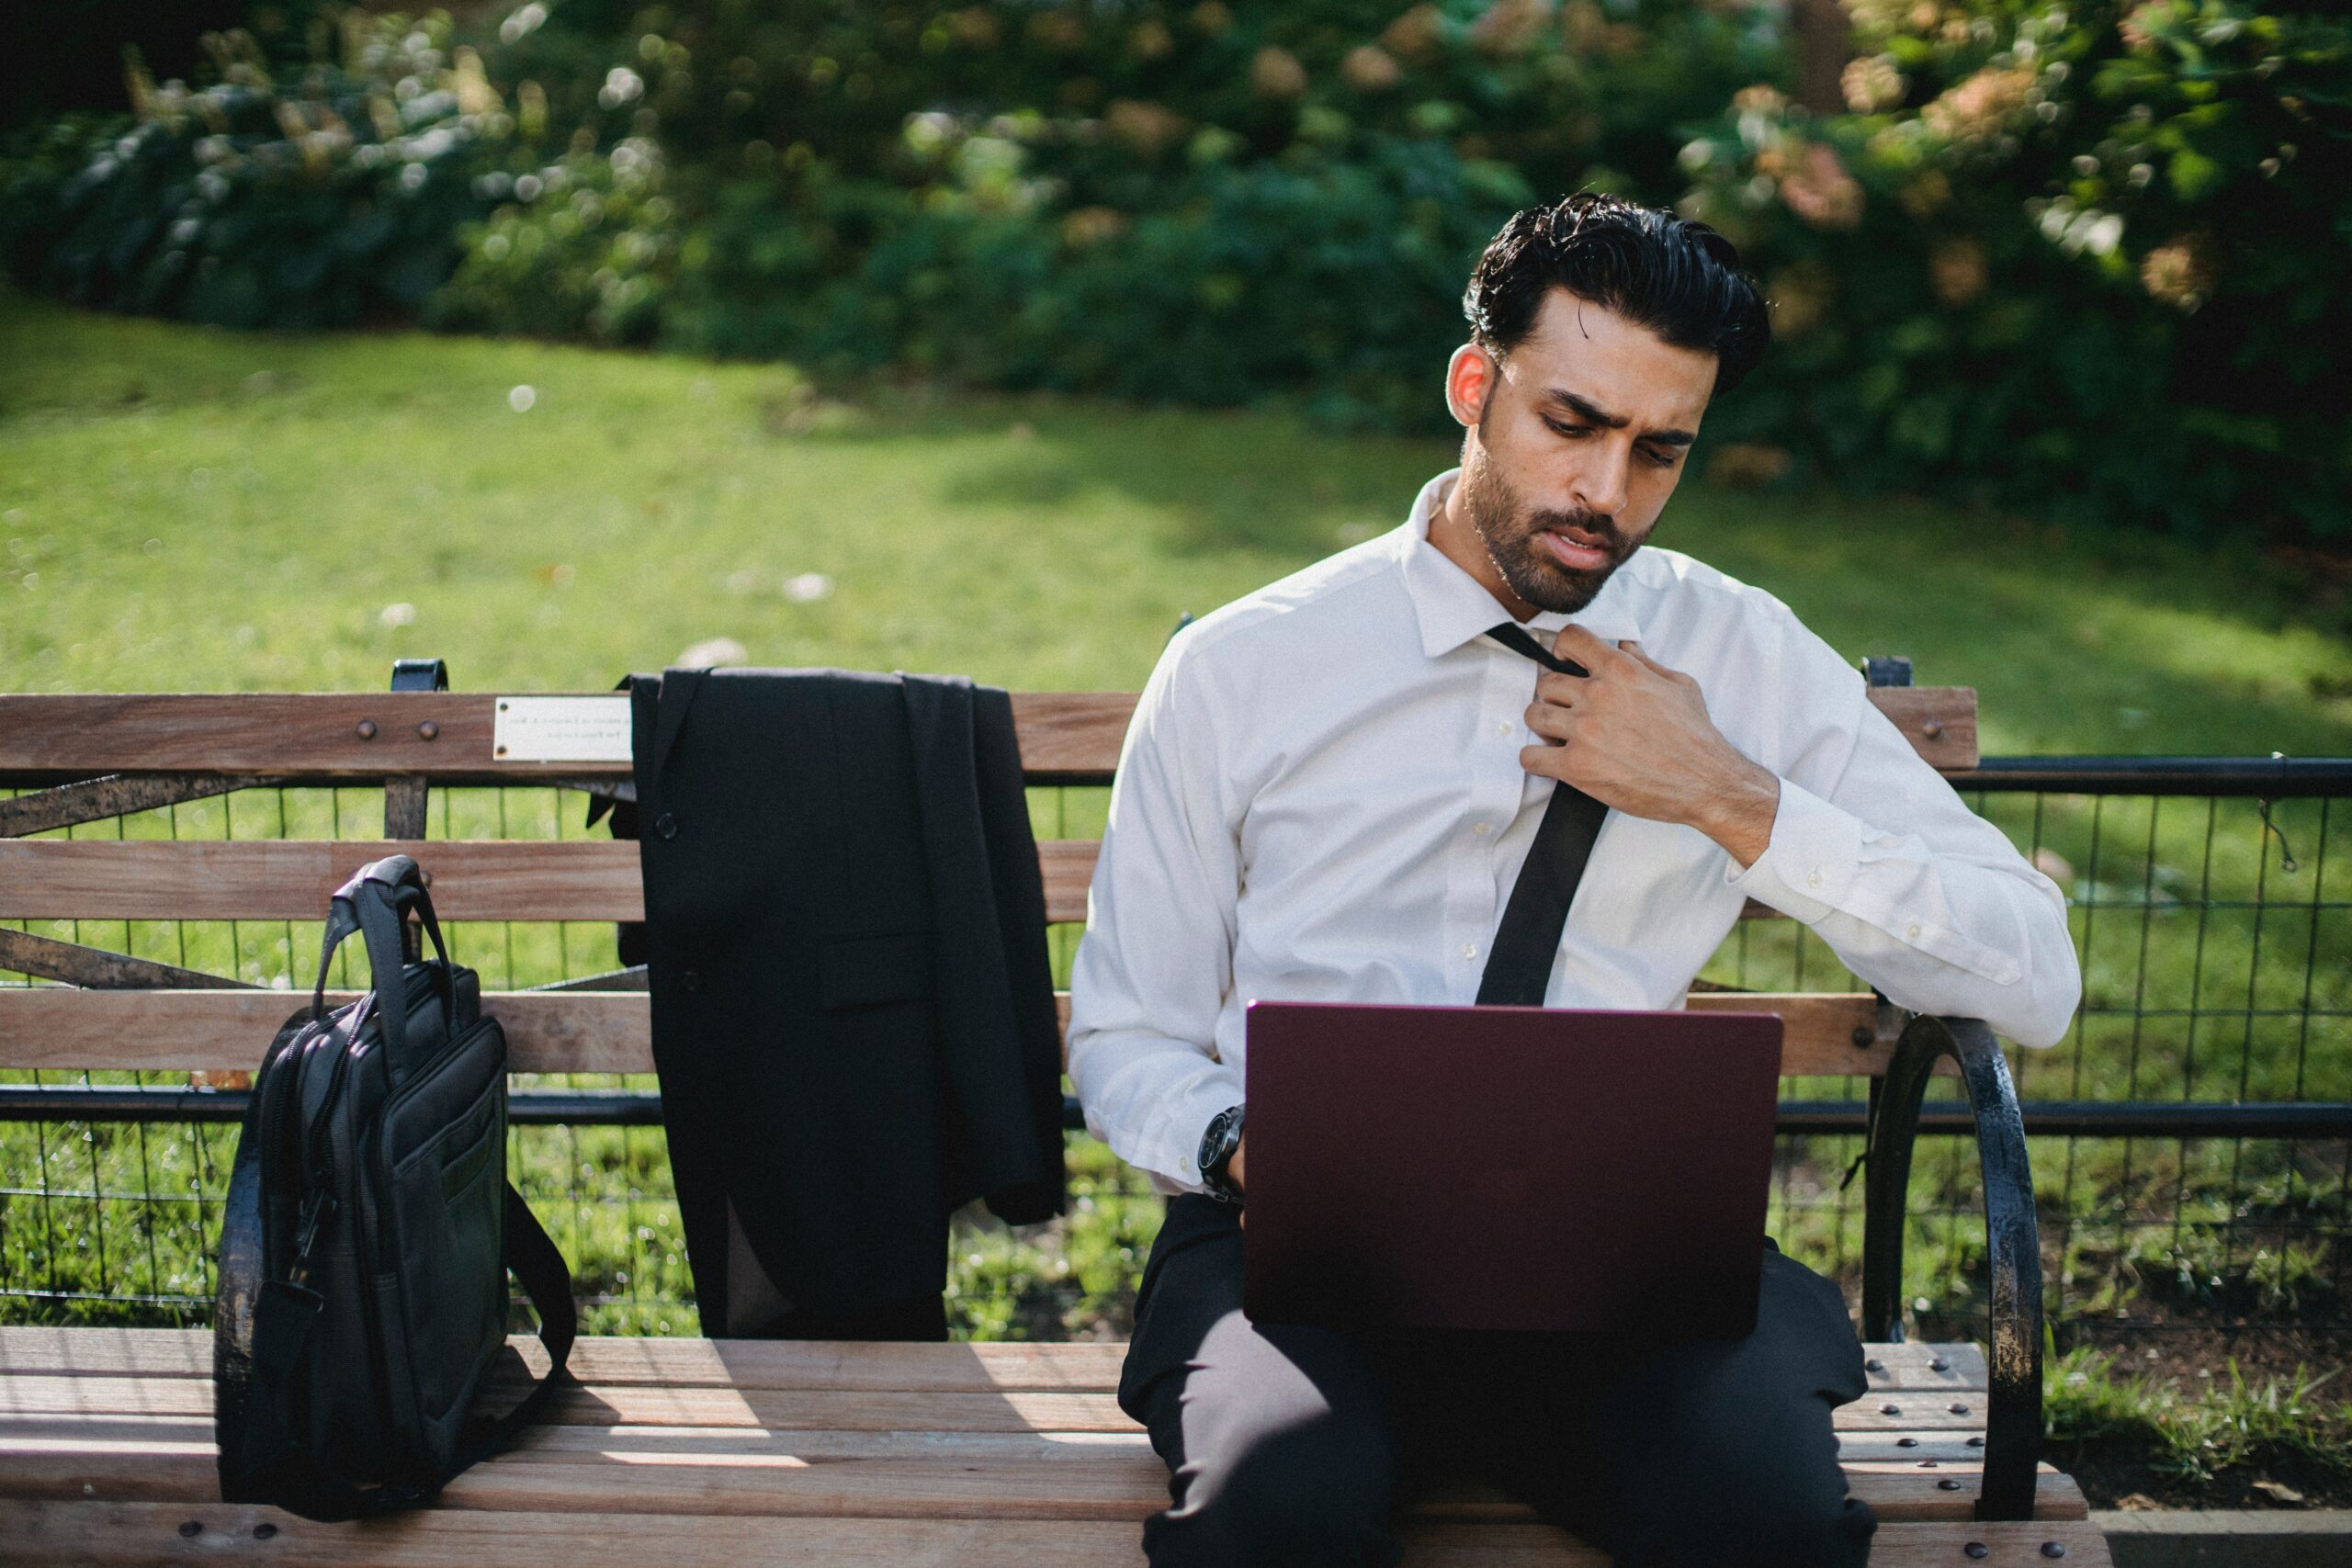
[3,779,2345,1351]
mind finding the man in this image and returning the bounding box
[1066,193,2080,1567]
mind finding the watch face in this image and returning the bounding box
[1200,1108,1237,1170]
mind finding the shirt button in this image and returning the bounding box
[1805,869,1823,888]
[1461,942,1478,959]
[1472,822,1492,837]
[655,811,680,840]
[1496,719,1513,736]
[1905,919,1923,940]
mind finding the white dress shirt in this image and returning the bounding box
[1066,468,2081,1197]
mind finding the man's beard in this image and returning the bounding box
[1459,445,1640,615]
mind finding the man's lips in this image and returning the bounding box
[1539,527,1613,571]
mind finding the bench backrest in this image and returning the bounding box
[0,684,1978,1082]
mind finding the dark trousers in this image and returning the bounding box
[1116,1195,1877,1567]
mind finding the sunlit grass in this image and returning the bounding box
[2047,1343,2352,1483]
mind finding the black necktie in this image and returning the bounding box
[1476,624,1610,1007]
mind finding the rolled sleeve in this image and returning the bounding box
[1732,778,2028,988]
[1724,776,1852,927]
[1741,615,2081,1049]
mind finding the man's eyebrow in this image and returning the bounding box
[1542,387,1697,447]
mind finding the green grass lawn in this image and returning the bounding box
[4,276,2350,1499]
[5,288,2348,756]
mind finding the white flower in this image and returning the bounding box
[501,4,548,45]
[379,603,417,627]
[784,572,834,604]
[598,67,645,109]
[508,385,537,412]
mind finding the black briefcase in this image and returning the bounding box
[213,853,575,1520]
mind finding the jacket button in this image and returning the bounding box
[680,970,704,992]
[655,812,679,839]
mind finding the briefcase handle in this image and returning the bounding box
[311,854,455,1053]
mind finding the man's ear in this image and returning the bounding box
[1445,343,1495,430]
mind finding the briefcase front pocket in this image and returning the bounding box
[385,1077,507,1442]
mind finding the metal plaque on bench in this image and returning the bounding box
[492,696,633,762]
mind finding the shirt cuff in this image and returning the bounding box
[1724,775,1859,925]
[1147,1081,1246,1193]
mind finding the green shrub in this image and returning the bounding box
[0,19,519,329]
[662,127,1531,426]
[425,136,677,343]
[1677,1,2352,537]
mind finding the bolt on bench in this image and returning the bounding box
[0,666,2109,1565]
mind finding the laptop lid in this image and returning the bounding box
[1239,1000,1782,1338]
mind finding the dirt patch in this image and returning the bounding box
[2061,1440,2352,1510]
[2061,1321,2352,1392]
[2052,1322,2351,1509]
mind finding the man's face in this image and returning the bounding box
[1445,288,1717,616]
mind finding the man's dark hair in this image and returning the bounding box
[1463,192,1770,396]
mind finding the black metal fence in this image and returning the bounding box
[4,760,2346,1348]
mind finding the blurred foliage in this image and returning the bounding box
[664,130,1537,427]
[1680,0,2352,536]
[1,2,2347,536]
[0,17,506,327]
[426,136,676,342]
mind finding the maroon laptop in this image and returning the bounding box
[1239,1001,1782,1338]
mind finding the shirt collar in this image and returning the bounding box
[1395,468,1645,660]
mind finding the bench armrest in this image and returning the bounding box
[1860,1013,2043,1523]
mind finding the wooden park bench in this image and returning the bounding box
[0,665,2111,1565]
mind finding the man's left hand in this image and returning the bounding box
[1521,625,1780,869]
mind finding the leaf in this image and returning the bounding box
[2168,147,2224,202]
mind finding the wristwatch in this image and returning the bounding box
[1197,1102,1246,1205]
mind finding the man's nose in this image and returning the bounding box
[1572,442,1632,520]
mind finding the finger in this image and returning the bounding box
[1520,741,1574,780]
[1525,699,1575,743]
[1549,623,1622,668]
[1618,638,1698,688]
[1239,1209,1247,1230]
[1617,638,1672,674]
[1532,670,1583,707]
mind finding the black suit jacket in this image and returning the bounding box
[626,666,1066,1338]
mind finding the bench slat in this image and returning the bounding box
[0,1410,2022,1471]
[0,837,1811,928]
[0,839,644,922]
[0,693,1146,787]
[0,1377,1141,1431]
[0,1501,2113,1565]
[0,838,1101,925]
[0,689,1977,784]
[0,1328,1985,1394]
[0,1427,2086,1523]
[0,1328,1132,1393]
[0,1371,1994,1435]
[4,1413,1159,1461]
[0,987,1915,1077]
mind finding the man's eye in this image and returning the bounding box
[1642,446,1680,468]
[1543,418,1589,439]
